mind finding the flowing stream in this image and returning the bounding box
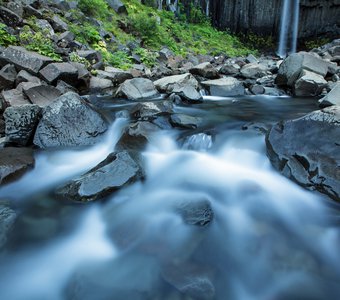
[278,0,300,57]
[0,95,339,300]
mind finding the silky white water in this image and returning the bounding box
[0,125,339,299]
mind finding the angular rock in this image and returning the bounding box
[35,19,54,36]
[0,200,16,249]
[0,147,34,184]
[76,50,101,64]
[131,101,173,120]
[319,83,340,107]
[1,89,30,108]
[50,15,69,32]
[23,84,62,107]
[219,63,240,76]
[190,62,219,79]
[6,1,24,17]
[33,92,108,148]
[55,151,142,202]
[266,106,340,201]
[4,104,41,145]
[276,52,332,87]
[240,63,268,79]
[0,46,53,75]
[0,64,17,90]
[101,67,133,84]
[245,54,259,64]
[154,73,202,101]
[16,69,41,85]
[201,77,245,97]
[39,63,78,85]
[23,5,43,18]
[0,6,22,26]
[107,0,127,14]
[294,70,327,97]
[115,78,159,101]
[170,114,202,129]
[89,76,113,92]
[55,80,78,94]
[250,84,265,95]
[58,31,75,43]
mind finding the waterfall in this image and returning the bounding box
[277,0,300,57]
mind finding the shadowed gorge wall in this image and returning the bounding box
[196,0,340,39]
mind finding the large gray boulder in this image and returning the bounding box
[4,104,41,146]
[55,151,143,202]
[154,73,202,101]
[115,78,159,101]
[98,67,133,85]
[201,77,245,97]
[266,106,340,201]
[0,46,53,75]
[39,63,78,85]
[0,147,34,185]
[189,62,219,79]
[23,84,62,106]
[33,92,108,148]
[240,63,268,79]
[276,52,332,87]
[294,70,327,96]
[319,83,340,107]
[1,89,30,108]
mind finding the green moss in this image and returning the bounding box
[0,23,17,47]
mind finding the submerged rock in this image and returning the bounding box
[0,147,34,185]
[33,92,108,148]
[56,151,143,202]
[170,114,203,129]
[266,106,340,201]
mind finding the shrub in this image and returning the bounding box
[134,47,158,68]
[78,0,108,18]
[128,12,159,43]
[0,23,17,46]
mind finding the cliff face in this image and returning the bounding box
[197,0,340,39]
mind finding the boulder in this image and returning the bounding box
[131,101,173,120]
[189,62,219,79]
[97,68,133,85]
[240,63,268,79]
[276,52,332,87]
[35,19,54,36]
[319,83,340,107]
[23,84,62,107]
[106,0,127,14]
[76,50,101,64]
[245,54,259,64]
[294,70,327,97]
[266,106,340,201]
[0,200,16,249]
[201,77,245,97]
[55,151,142,202]
[50,15,69,32]
[115,78,159,101]
[0,46,53,75]
[154,73,202,101]
[6,1,23,17]
[55,80,78,94]
[219,63,240,76]
[0,147,34,184]
[89,76,114,92]
[250,84,265,95]
[1,89,30,108]
[0,6,22,26]
[0,64,17,90]
[4,104,41,145]
[16,69,41,85]
[170,114,202,129]
[33,92,108,148]
[39,63,78,85]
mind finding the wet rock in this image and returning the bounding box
[276,52,332,87]
[0,147,34,184]
[1,89,30,108]
[0,46,53,75]
[0,64,17,90]
[56,151,143,202]
[39,63,78,85]
[201,77,245,97]
[266,106,340,201]
[0,200,16,249]
[23,84,62,107]
[189,62,219,79]
[294,70,327,97]
[154,73,202,101]
[0,6,22,26]
[240,63,268,79]
[161,262,215,300]
[4,104,41,145]
[131,101,173,120]
[33,92,108,148]
[181,133,213,151]
[115,78,159,101]
[319,83,340,107]
[170,114,202,129]
[250,84,265,95]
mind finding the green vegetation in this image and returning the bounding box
[78,0,108,18]
[19,26,62,61]
[0,23,17,47]
[304,38,331,50]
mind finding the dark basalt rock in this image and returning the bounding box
[55,151,143,202]
[0,6,22,26]
[0,64,17,90]
[266,106,340,201]
[33,92,108,148]
[39,62,79,85]
[0,147,34,185]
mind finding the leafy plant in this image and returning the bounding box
[69,22,102,45]
[134,47,158,68]
[19,26,61,61]
[0,23,17,46]
[69,52,91,69]
[78,0,108,18]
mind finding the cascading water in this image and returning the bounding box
[0,96,339,299]
[278,0,300,57]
